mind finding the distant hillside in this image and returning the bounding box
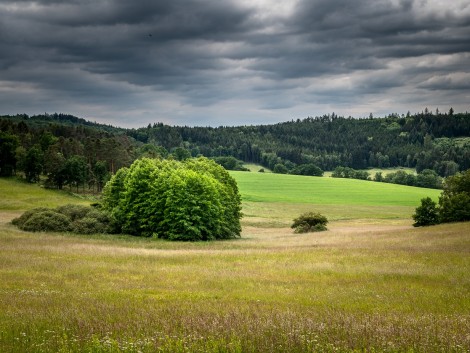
[1,111,469,186]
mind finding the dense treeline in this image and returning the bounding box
[0,113,134,190]
[1,110,469,189]
[126,110,470,175]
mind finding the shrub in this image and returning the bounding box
[70,208,117,234]
[12,204,117,234]
[11,207,49,228]
[291,212,328,233]
[56,204,91,221]
[439,193,470,223]
[71,217,109,234]
[21,210,71,232]
[412,197,439,227]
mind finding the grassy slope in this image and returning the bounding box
[232,171,441,227]
[232,171,439,206]
[0,177,469,352]
[0,178,90,213]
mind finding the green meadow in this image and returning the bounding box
[0,175,469,352]
[234,171,441,228]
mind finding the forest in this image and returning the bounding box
[1,110,469,190]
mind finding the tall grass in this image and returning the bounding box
[0,177,469,352]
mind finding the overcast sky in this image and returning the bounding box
[1,0,469,127]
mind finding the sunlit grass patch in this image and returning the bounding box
[231,171,441,206]
[0,178,90,211]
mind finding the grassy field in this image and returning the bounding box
[0,176,469,352]
[233,171,441,228]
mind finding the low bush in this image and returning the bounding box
[21,210,71,232]
[72,217,109,234]
[56,204,91,221]
[291,212,328,233]
[12,204,116,234]
[11,207,49,228]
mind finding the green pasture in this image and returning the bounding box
[0,176,469,352]
[231,171,441,226]
[231,171,438,206]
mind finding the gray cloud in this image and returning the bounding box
[0,0,469,127]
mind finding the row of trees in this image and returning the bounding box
[331,167,443,189]
[126,111,470,174]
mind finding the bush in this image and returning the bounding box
[56,204,91,221]
[12,204,116,234]
[11,207,49,228]
[412,197,439,227]
[21,210,72,232]
[291,212,328,233]
[71,217,109,234]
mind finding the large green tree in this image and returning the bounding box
[102,157,242,240]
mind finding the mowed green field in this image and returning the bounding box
[232,171,438,206]
[233,171,441,227]
[0,176,469,352]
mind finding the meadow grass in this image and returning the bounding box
[0,177,90,212]
[0,177,469,352]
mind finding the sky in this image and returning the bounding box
[1,0,469,128]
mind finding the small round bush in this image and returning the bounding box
[11,207,49,228]
[291,212,328,233]
[21,210,72,232]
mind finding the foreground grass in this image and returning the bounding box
[1,220,469,352]
[0,177,469,352]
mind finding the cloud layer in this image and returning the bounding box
[1,0,469,127]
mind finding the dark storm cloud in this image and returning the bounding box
[0,0,469,126]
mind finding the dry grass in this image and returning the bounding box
[1,211,469,352]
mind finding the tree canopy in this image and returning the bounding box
[102,157,242,241]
